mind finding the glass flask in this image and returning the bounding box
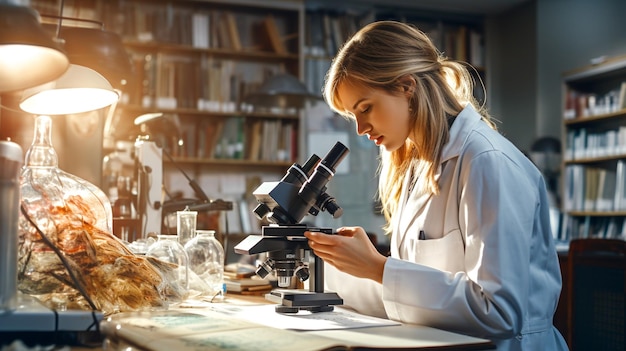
[21,115,112,232]
[18,115,173,314]
[184,230,225,298]
[146,234,190,303]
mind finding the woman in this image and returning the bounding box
[304,21,568,350]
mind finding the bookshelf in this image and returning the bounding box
[303,7,486,103]
[28,0,305,238]
[107,1,303,163]
[560,54,626,241]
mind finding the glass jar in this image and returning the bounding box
[184,230,224,298]
[146,234,190,303]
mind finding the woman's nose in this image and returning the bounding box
[355,119,370,136]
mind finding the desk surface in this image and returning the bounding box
[1,293,494,351]
[98,294,495,351]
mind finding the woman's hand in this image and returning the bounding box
[304,226,387,283]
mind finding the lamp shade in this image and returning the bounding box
[245,73,322,109]
[0,5,69,93]
[19,64,119,115]
[58,26,133,89]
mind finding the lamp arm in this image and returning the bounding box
[39,14,105,33]
[161,146,211,203]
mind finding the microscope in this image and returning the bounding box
[235,141,349,313]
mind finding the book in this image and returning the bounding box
[263,15,287,54]
[224,266,256,279]
[614,160,625,211]
[192,12,210,48]
[583,167,599,211]
[224,278,273,293]
[225,12,242,51]
[596,168,617,211]
[618,81,626,110]
[246,120,263,161]
[216,11,232,49]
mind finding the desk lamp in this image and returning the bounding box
[0,1,68,316]
[32,8,135,148]
[19,63,119,115]
[56,25,133,91]
[0,4,69,93]
[245,73,322,110]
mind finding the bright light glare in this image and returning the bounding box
[0,45,68,93]
[20,88,119,115]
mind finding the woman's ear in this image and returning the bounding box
[399,75,417,97]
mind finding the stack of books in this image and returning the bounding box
[224,264,274,295]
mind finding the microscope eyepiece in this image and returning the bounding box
[302,154,322,174]
[320,142,349,172]
[253,203,271,220]
[251,141,349,225]
[280,154,320,186]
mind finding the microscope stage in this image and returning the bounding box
[266,289,343,313]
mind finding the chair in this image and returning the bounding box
[567,238,626,351]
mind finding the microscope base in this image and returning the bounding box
[266,289,343,313]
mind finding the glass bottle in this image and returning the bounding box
[21,115,113,233]
[18,115,140,313]
[146,234,190,303]
[184,230,224,299]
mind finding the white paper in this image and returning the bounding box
[206,303,399,331]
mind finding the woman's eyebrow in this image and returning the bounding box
[352,98,366,110]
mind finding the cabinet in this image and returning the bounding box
[560,55,626,241]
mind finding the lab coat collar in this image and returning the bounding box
[440,104,482,164]
[391,105,480,251]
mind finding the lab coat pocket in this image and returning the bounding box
[412,229,464,273]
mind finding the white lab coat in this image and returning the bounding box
[325,105,569,350]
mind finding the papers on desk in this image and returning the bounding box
[206,303,400,331]
[100,306,492,351]
[100,310,343,351]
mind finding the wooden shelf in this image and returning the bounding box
[564,153,626,165]
[566,210,626,217]
[563,109,626,126]
[119,104,299,121]
[166,157,293,169]
[124,40,300,61]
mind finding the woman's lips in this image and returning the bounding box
[369,135,382,146]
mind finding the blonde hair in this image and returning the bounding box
[323,21,494,233]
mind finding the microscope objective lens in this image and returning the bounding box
[278,276,291,288]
